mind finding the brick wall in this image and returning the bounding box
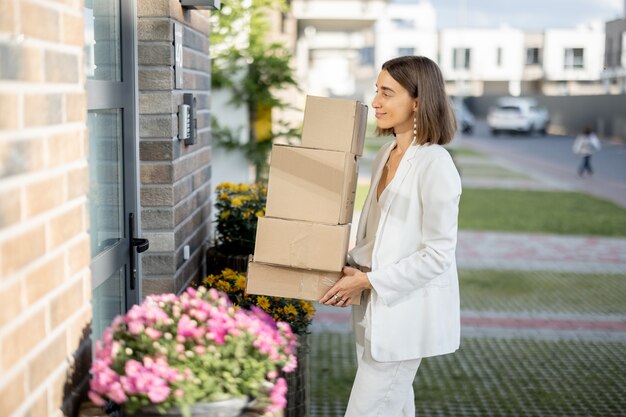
[137,1,213,295]
[0,1,90,416]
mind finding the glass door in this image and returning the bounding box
[85,0,145,340]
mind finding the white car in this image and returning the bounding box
[452,97,475,134]
[487,97,550,135]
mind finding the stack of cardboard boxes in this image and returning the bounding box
[247,95,368,304]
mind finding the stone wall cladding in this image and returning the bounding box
[137,1,213,295]
[0,1,90,417]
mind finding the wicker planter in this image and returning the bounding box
[206,247,250,274]
[283,334,310,417]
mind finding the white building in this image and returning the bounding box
[542,24,606,95]
[439,27,525,96]
[291,0,609,103]
[292,0,388,101]
[374,0,438,66]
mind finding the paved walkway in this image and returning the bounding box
[457,231,626,273]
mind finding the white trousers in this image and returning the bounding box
[344,294,422,417]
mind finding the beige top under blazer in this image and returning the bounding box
[349,140,462,361]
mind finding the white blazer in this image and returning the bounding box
[351,140,462,361]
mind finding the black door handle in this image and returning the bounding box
[132,238,150,253]
[129,213,149,290]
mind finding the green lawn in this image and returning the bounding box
[459,270,626,315]
[363,136,390,154]
[455,163,531,180]
[446,146,486,158]
[459,188,626,236]
[356,186,626,237]
[354,184,369,212]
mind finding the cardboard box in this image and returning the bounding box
[247,261,360,305]
[301,95,368,156]
[254,217,350,272]
[265,144,358,225]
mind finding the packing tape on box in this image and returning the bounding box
[289,228,310,268]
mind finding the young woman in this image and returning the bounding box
[320,56,462,417]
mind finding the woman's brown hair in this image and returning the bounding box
[376,56,457,145]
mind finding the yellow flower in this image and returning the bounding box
[238,184,249,193]
[222,268,237,279]
[218,192,230,200]
[231,197,243,207]
[203,275,216,286]
[242,212,250,219]
[235,276,247,291]
[255,210,264,218]
[220,210,231,219]
[217,182,234,191]
[215,281,231,293]
[283,304,298,317]
[256,296,271,312]
[299,300,315,317]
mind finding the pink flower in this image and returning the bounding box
[88,391,106,406]
[127,320,144,335]
[268,378,288,412]
[177,314,200,338]
[145,327,162,339]
[124,360,143,377]
[282,354,297,373]
[107,381,128,404]
[147,382,170,403]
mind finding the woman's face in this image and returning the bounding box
[372,70,417,134]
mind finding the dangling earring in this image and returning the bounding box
[412,112,417,144]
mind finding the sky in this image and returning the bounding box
[396,0,625,31]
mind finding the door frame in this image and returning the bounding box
[87,0,141,311]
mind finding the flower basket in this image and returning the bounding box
[282,334,310,417]
[206,247,250,276]
[130,398,248,417]
[197,270,313,417]
[88,287,297,417]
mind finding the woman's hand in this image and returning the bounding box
[320,266,372,307]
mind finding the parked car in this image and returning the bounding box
[452,97,475,134]
[487,97,549,135]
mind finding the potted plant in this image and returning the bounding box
[208,182,267,274]
[199,269,314,417]
[88,286,297,417]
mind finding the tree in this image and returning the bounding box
[211,0,299,181]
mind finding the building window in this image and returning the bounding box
[360,47,375,66]
[398,47,415,56]
[564,48,584,69]
[453,48,471,69]
[392,18,415,29]
[525,47,540,65]
[496,47,503,66]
